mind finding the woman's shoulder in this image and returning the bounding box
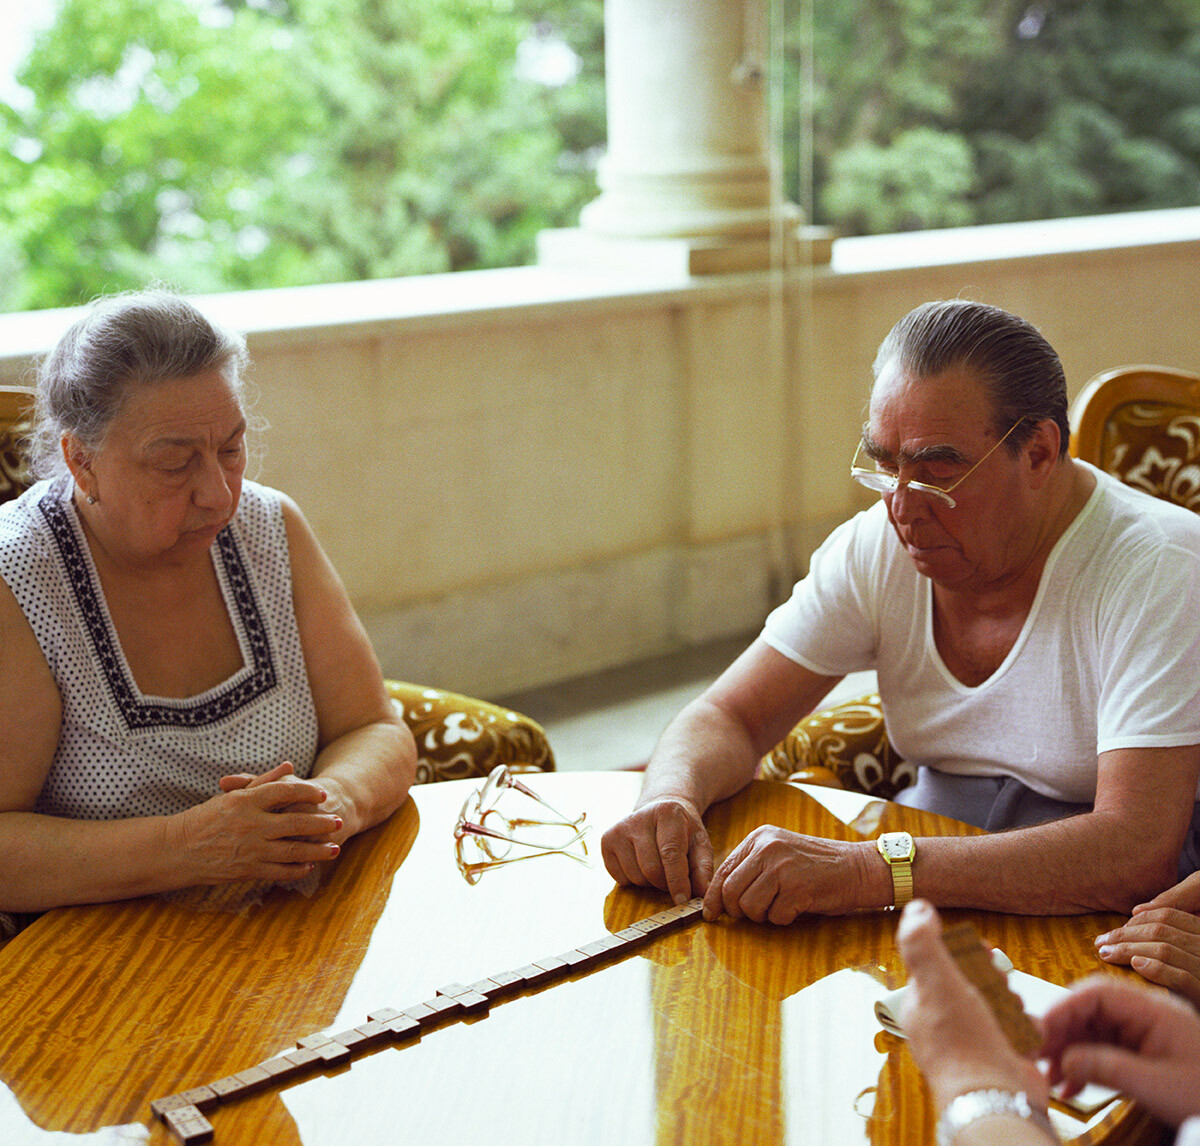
[235,478,282,512]
[229,479,290,533]
[228,482,319,578]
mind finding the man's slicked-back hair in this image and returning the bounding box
[872,300,1070,457]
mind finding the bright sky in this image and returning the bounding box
[0,0,57,107]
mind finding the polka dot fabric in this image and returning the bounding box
[0,477,318,820]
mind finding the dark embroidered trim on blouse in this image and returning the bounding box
[39,483,277,729]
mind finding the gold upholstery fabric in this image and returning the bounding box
[0,395,33,506]
[759,693,916,798]
[386,680,555,784]
[1095,401,1200,510]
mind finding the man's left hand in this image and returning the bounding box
[702,826,876,924]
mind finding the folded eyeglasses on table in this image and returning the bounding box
[454,765,591,883]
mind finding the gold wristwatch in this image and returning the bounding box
[876,831,916,908]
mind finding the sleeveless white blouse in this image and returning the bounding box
[0,477,319,819]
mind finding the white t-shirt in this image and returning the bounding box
[762,463,1200,804]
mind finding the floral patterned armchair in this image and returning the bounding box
[385,681,553,784]
[758,362,1200,799]
[1069,364,1200,511]
[0,387,33,506]
[758,691,917,799]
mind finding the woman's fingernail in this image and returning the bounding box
[1094,932,1111,945]
[1098,945,1114,959]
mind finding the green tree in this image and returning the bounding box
[788,0,1000,233]
[267,0,604,280]
[963,0,1200,223]
[0,0,604,312]
[0,0,321,310]
[783,0,1200,235]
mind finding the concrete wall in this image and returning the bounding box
[4,211,1200,698]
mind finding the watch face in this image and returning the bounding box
[878,833,915,862]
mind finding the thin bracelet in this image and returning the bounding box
[937,1089,1055,1146]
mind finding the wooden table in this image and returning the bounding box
[0,774,1158,1145]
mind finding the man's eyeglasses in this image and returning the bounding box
[850,417,1025,509]
[454,765,590,865]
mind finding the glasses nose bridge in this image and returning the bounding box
[887,476,940,519]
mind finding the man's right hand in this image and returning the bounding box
[601,797,714,905]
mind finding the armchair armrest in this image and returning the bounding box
[758,693,916,799]
[386,680,555,785]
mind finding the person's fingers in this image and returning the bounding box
[710,849,758,921]
[1039,977,1158,1070]
[602,801,706,898]
[270,811,343,841]
[629,825,669,893]
[688,827,715,898]
[702,851,735,921]
[600,829,639,887]
[1098,909,1200,948]
[219,761,294,793]
[1132,871,1200,915]
[896,899,959,985]
[253,761,296,785]
[656,809,698,905]
[1094,916,1200,1006]
[251,861,317,883]
[1097,932,1200,971]
[1129,955,1200,1010]
[727,867,773,923]
[768,897,796,931]
[704,836,753,920]
[249,777,328,810]
[1058,1042,1149,1100]
[269,836,340,864]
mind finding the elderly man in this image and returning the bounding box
[602,300,1200,924]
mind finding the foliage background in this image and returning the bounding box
[790,0,1200,233]
[0,0,606,311]
[1,0,1199,312]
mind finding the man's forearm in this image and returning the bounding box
[905,810,1181,916]
[636,697,762,817]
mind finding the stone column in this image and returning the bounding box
[539,0,828,274]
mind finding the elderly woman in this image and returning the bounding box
[0,291,416,913]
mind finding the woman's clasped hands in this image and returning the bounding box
[170,761,346,886]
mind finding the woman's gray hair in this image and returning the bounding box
[872,299,1070,457]
[30,290,251,478]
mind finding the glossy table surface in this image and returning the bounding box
[0,774,1157,1146]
